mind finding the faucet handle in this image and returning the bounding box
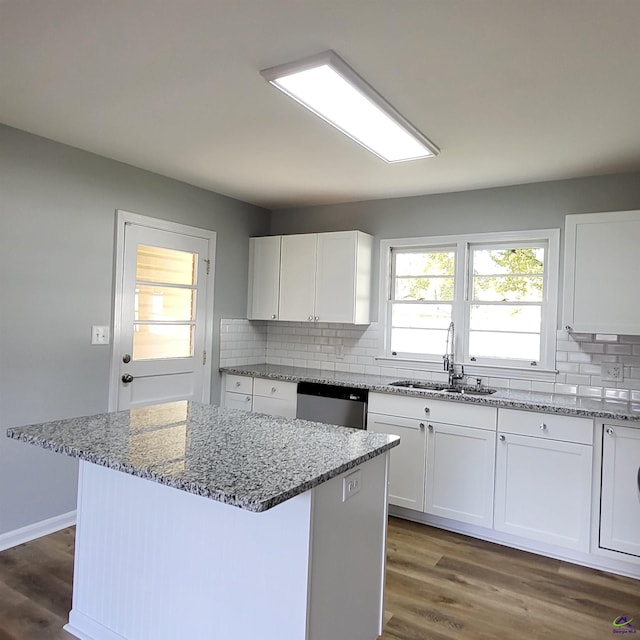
[443,355,449,371]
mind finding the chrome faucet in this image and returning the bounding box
[444,321,464,387]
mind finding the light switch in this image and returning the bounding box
[91,325,110,345]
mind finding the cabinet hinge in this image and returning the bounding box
[204,259,211,275]
[202,350,207,366]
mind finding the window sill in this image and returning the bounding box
[375,356,558,383]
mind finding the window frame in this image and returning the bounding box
[378,229,560,381]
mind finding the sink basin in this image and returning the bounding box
[389,380,497,395]
[388,380,448,391]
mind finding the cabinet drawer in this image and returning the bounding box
[224,391,253,412]
[253,377,297,401]
[369,392,496,429]
[498,408,592,445]
[225,374,253,395]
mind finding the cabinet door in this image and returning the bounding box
[564,210,640,333]
[368,413,426,511]
[224,391,253,412]
[279,234,317,321]
[247,236,281,320]
[425,423,495,528]
[600,425,640,557]
[252,395,296,418]
[494,433,592,551]
[315,231,371,324]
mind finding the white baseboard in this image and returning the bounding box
[389,506,640,580]
[0,510,76,552]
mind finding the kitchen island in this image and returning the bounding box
[7,401,399,640]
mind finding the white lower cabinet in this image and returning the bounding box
[368,393,497,518]
[252,377,297,418]
[424,422,495,528]
[600,424,640,557]
[494,409,593,552]
[224,392,253,411]
[221,374,296,418]
[368,413,426,511]
[222,374,253,411]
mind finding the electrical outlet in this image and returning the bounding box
[342,469,361,502]
[601,363,623,382]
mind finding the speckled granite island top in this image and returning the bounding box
[6,401,399,512]
[222,364,640,423]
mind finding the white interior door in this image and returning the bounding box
[111,213,215,410]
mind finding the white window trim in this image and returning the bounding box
[377,229,560,382]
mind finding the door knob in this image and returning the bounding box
[121,373,134,383]
[122,353,131,363]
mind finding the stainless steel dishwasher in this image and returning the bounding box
[296,382,368,429]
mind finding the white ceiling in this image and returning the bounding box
[2,0,640,209]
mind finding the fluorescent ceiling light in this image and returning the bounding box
[261,51,439,163]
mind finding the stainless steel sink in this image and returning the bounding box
[388,380,448,391]
[439,385,497,395]
[389,380,497,395]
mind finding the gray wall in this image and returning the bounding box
[0,124,269,535]
[270,172,640,315]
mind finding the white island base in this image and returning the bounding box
[64,454,390,640]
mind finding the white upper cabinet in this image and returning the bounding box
[563,210,640,334]
[249,231,372,324]
[279,234,318,321]
[315,231,372,324]
[247,236,282,320]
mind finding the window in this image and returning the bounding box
[390,247,455,356]
[380,229,560,377]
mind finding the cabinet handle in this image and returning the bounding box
[271,387,277,394]
[424,407,430,415]
[419,422,425,430]
[246,396,251,402]
[565,325,572,332]
[606,427,614,436]
[235,381,241,388]
[499,434,506,442]
[308,315,314,321]
[314,316,319,321]
[539,423,547,431]
[428,424,433,432]
[271,314,277,319]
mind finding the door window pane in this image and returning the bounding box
[135,286,195,322]
[136,245,196,285]
[133,324,194,360]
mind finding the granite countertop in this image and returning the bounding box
[221,364,640,423]
[6,401,399,512]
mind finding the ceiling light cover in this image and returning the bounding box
[261,51,439,163]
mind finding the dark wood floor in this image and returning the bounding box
[0,517,638,639]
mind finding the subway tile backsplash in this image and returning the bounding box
[220,320,640,398]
